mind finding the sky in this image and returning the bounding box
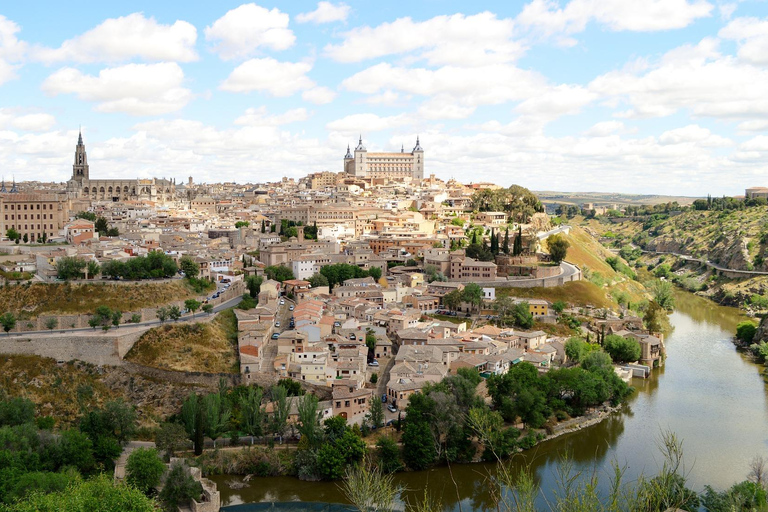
[1,1,768,196]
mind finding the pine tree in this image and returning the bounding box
[502,227,510,254]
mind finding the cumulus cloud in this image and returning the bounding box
[0,109,56,132]
[41,62,193,115]
[234,107,309,126]
[324,12,522,66]
[297,2,350,24]
[205,4,294,60]
[302,86,336,104]
[326,113,412,133]
[516,0,713,39]
[0,15,27,85]
[32,13,197,63]
[220,58,314,96]
[658,124,733,146]
[590,38,768,120]
[719,17,768,65]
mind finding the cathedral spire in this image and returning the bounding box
[413,135,423,152]
[78,127,83,146]
[0,178,6,194]
[10,177,17,194]
[344,144,352,159]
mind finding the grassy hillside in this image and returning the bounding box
[543,225,648,306]
[497,281,614,309]
[125,309,239,373]
[0,280,199,317]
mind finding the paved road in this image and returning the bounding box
[537,225,572,240]
[638,247,768,276]
[3,294,244,338]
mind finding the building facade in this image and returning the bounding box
[0,191,69,242]
[344,136,424,180]
[66,132,176,203]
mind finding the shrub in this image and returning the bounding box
[125,447,166,494]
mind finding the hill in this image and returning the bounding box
[0,280,200,318]
[124,309,239,374]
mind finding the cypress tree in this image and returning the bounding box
[490,229,497,254]
[503,227,510,254]
[261,219,266,233]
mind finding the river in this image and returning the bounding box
[212,290,768,510]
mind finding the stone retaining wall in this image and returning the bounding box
[0,330,146,366]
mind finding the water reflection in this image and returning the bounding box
[214,290,768,510]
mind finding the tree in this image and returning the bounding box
[513,226,524,256]
[493,296,516,327]
[156,307,169,323]
[159,462,203,512]
[203,392,231,447]
[178,256,199,279]
[94,217,109,235]
[6,474,156,512]
[603,334,642,364]
[6,228,21,243]
[376,436,403,474]
[155,422,189,461]
[369,397,384,429]
[56,256,87,280]
[548,234,570,264]
[125,447,165,495]
[181,394,204,456]
[296,394,323,448]
[581,350,613,372]
[261,219,266,233]
[168,305,182,322]
[502,227,510,254]
[0,397,35,426]
[644,301,667,332]
[402,421,437,470]
[736,321,758,345]
[270,385,290,442]
[368,266,382,280]
[239,386,265,439]
[44,318,57,332]
[0,312,16,334]
[202,304,213,315]
[235,221,250,228]
[22,233,28,244]
[244,275,263,298]
[264,265,294,282]
[87,260,100,279]
[184,299,201,318]
[308,272,329,289]
[647,279,675,310]
[510,301,534,328]
[462,283,484,313]
[317,426,366,480]
[111,310,122,327]
[442,289,462,311]
[552,300,567,315]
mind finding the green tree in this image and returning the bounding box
[94,217,109,235]
[261,219,266,233]
[513,226,524,256]
[181,393,204,456]
[184,299,201,318]
[368,266,382,280]
[125,447,165,494]
[22,233,28,244]
[548,234,570,264]
[45,317,58,330]
[168,305,182,321]
[270,385,290,441]
[4,474,156,512]
[552,300,567,314]
[239,386,264,439]
[156,307,169,323]
[442,289,462,311]
[158,462,202,512]
[510,301,534,329]
[155,422,189,461]
[502,227,510,254]
[644,301,667,332]
[264,265,295,282]
[402,421,437,470]
[376,436,403,474]
[235,221,250,228]
[202,304,213,315]
[647,279,675,310]
[461,283,484,313]
[5,228,21,242]
[308,272,329,288]
[0,397,35,426]
[203,392,231,447]
[603,334,642,364]
[0,312,16,334]
[87,260,100,279]
[581,350,613,372]
[178,256,199,279]
[296,394,323,448]
[368,396,384,429]
[111,309,122,327]
[244,274,263,297]
[56,256,87,280]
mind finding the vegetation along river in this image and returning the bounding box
[212,290,768,510]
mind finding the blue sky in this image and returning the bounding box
[1,1,768,196]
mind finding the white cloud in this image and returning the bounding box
[719,17,768,65]
[658,124,733,146]
[584,121,626,137]
[302,86,336,104]
[737,120,768,133]
[363,90,402,106]
[341,62,545,109]
[324,12,522,66]
[297,2,350,24]
[12,113,56,132]
[590,38,768,120]
[205,4,294,60]
[514,84,596,117]
[516,0,713,39]
[0,15,27,85]
[234,107,309,126]
[326,113,412,133]
[41,62,193,116]
[220,58,314,96]
[33,13,197,64]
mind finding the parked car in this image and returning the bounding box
[368,360,379,367]
[387,404,397,413]
[271,333,280,340]
[289,305,294,311]
[279,299,285,305]
[275,321,281,328]
[381,394,387,403]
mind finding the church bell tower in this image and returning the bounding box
[72,129,89,183]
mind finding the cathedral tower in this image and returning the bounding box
[72,130,89,183]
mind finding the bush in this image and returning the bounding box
[736,321,758,345]
[603,335,642,364]
[125,448,165,494]
[159,462,202,512]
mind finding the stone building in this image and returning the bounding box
[0,187,69,242]
[66,131,176,203]
[344,136,424,180]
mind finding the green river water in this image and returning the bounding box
[212,290,768,510]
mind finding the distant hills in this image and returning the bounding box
[534,190,700,207]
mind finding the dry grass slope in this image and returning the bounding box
[125,309,239,374]
[0,281,198,317]
[0,354,117,425]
